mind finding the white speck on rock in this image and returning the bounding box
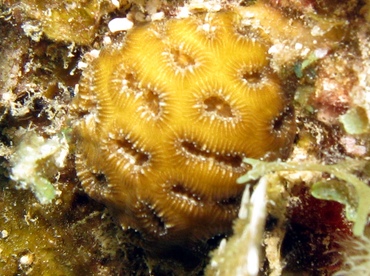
[108,18,134,33]
[314,48,328,59]
[1,230,8,239]
[151,12,164,21]
[268,44,284,55]
[294,43,303,50]
[177,7,191,18]
[111,0,120,8]
[311,25,324,36]
[19,253,34,266]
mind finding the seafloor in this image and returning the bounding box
[1,0,370,275]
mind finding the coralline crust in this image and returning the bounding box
[72,11,296,244]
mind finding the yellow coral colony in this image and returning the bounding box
[72,11,296,244]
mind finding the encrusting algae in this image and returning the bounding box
[72,11,296,245]
[8,0,119,44]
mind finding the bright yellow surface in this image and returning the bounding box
[72,11,296,243]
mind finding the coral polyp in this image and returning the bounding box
[72,11,296,244]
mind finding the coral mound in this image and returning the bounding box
[72,11,296,244]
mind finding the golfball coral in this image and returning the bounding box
[72,11,296,243]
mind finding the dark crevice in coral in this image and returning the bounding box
[215,154,243,168]
[169,182,202,203]
[216,195,240,207]
[140,200,168,237]
[93,172,108,185]
[215,194,241,214]
[203,96,234,118]
[124,72,138,90]
[143,88,161,116]
[180,140,243,169]
[111,137,150,166]
[241,69,263,85]
[171,48,196,68]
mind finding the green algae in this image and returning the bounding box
[11,0,117,44]
[339,106,369,135]
[237,158,370,237]
[311,180,358,222]
[9,132,69,204]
